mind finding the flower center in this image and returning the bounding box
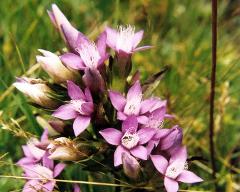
[76,41,100,69]
[70,99,86,114]
[165,161,185,179]
[146,116,163,129]
[121,132,139,149]
[116,25,135,53]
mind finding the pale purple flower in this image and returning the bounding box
[99,116,155,166]
[151,146,203,192]
[17,129,49,166]
[53,81,94,136]
[109,81,166,123]
[22,154,65,192]
[106,25,152,55]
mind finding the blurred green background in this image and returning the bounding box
[0,0,240,191]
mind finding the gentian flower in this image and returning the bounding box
[17,129,49,166]
[106,25,151,55]
[109,81,166,123]
[60,32,108,92]
[99,116,155,166]
[13,77,58,108]
[22,154,65,192]
[36,49,78,83]
[151,146,203,192]
[53,81,94,136]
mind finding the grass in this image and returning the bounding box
[0,0,240,191]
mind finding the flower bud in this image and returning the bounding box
[122,153,140,179]
[13,77,57,108]
[47,137,82,161]
[36,49,78,83]
[160,125,183,151]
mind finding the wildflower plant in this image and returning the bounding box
[13,4,203,192]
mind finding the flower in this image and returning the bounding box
[122,152,140,179]
[36,49,78,83]
[99,116,155,166]
[22,154,65,192]
[13,77,58,108]
[47,4,79,51]
[109,81,166,123]
[53,81,94,136]
[47,137,82,161]
[106,25,152,55]
[151,146,203,192]
[17,129,49,166]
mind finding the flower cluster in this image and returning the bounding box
[14,4,203,192]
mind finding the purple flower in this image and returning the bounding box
[53,81,94,136]
[22,154,65,192]
[99,116,155,166]
[122,152,140,179]
[105,25,151,55]
[151,146,203,192]
[17,129,49,166]
[109,81,166,123]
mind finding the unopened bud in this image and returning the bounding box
[122,153,140,179]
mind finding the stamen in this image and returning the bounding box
[76,41,100,69]
[116,25,135,53]
[121,131,139,149]
[165,162,185,179]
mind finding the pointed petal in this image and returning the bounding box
[122,116,138,133]
[164,177,179,192]
[17,157,36,166]
[60,53,85,70]
[150,155,168,175]
[177,170,203,183]
[133,46,153,52]
[40,129,49,142]
[53,163,66,177]
[67,81,86,100]
[127,81,142,101]
[140,98,166,114]
[132,30,144,48]
[117,111,127,121]
[114,145,129,167]
[44,182,55,192]
[137,115,148,124]
[99,128,122,145]
[130,145,148,160]
[170,146,187,164]
[97,31,107,57]
[138,128,156,144]
[61,24,81,50]
[105,27,117,49]
[42,154,54,170]
[109,90,126,111]
[81,102,94,115]
[73,115,91,136]
[53,104,78,120]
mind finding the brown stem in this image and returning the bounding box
[209,0,218,190]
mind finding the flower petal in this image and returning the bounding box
[114,145,129,166]
[170,146,187,164]
[67,80,86,100]
[130,145,148,160]
[126,81,142,102]
[132,30,144,48]
[150,155,168,175]
[73,116,91,136]
[105,27,117,49]
[138,127,156,144]
[53,104,78,120]
[99,128,122,145]
[84,88,93,102]
[117,111,127,121]
[42,153,54,170]
[177,170,203,183]
[53,163,66,177]
[164,177,179,192]
[122,116,138,133]
[140,98,166,114]
[60,53,85,70]
[44,182,55,192]
[109,90,126,111]
[97,31,107,57]
[137,115,148,124]
[133,45,153,52]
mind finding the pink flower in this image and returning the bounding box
[53,81,94,136]
[105,25,151,55]
[99,116,155,166]
[151,146,203,192]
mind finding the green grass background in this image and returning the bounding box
[0,0,240,191]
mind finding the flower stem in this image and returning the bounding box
[209,0,218,190]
